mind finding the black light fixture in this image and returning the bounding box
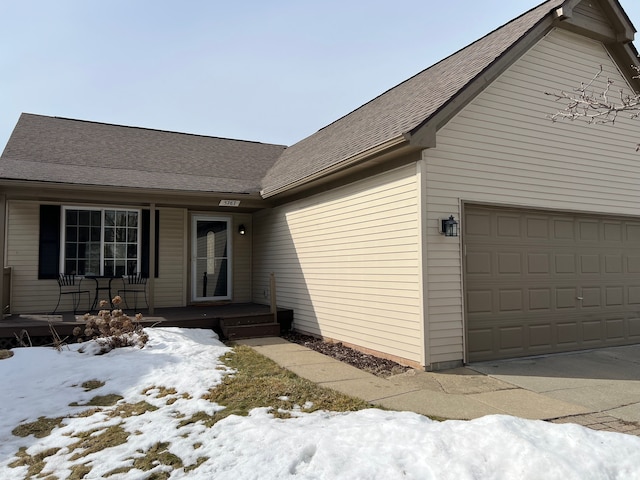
[238,224,246,235]
[441,215,459,237]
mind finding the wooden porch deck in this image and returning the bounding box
[0,303,294,349]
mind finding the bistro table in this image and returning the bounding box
[84,276,118,311]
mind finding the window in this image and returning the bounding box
[62,207,141,276]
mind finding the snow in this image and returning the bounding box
[0,327,639,479]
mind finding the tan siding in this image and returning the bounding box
[254,165,423,365]
[6,201,60,313]
[424,29,640,364]
[153,208,186,308]
[573,1,612,32]
[233,214,252,302]
[7,202,191,313]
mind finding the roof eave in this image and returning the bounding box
[260,135,410,199]
[407,12,559,147]
[407,0,640,147]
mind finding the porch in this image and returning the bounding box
[0,303,294,349]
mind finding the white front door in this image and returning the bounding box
[191,216,231,301]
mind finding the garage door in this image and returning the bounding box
[465,205,640,362]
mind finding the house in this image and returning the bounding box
[2,0,640,369]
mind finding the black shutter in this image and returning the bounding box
[39,205,61,279]
[141,209,159,278]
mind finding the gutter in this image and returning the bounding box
[260,135,408,199]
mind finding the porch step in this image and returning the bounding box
[220,316,280,340]
[221,313,275,327]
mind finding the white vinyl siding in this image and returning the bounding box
[253,165,423,365]
[424,28,640,364]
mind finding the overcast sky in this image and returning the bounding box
[2,1,640,150]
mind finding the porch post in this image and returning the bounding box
[148,203,156,315]
[0,194,5,315]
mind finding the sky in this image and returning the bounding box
[1,327,639,479]
[2,0,640,152]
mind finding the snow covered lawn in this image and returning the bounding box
[0,327,639,479]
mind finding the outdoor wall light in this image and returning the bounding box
[238,224,246,235]
[440,215,459,237]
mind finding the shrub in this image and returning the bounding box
[75,296,148,355]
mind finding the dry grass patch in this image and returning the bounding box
[9,446,61,478]
[81,379,105,391]
[0,349,13,359]
[12,416,64,438]
[68,424,128,461]
[200,345,372,425]
[110,400,158,418]
[69,393,123,407]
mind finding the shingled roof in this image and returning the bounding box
[0,113,286,194]
[260,0,566,197]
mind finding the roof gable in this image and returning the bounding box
[261,0,637,198]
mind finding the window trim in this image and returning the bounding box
[60,206,142,277]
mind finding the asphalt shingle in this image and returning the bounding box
[0,114,286,194]
[260,0,564,196]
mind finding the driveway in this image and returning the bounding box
[469,344,640,424]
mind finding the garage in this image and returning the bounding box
[464,205,640,362]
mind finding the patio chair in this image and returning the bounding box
[52,274,91,314]
[117,273,148,310]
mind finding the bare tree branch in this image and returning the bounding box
[545,65,640,136]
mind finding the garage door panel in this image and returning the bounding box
[465,205,640,361]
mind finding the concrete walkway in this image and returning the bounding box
[237,337,640,436]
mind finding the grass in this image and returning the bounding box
[6,343,375,478]
[199,344,372,424]
[12,416,64,438]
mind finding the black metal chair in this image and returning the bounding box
[52,274,91,314]
[117,273,148,310]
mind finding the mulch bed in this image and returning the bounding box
[283,332,411,378]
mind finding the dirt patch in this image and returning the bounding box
[283,332,411,378]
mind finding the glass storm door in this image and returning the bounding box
[191,216,231,301]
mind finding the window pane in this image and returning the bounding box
[117,212,127,226]
[116,244,126,259]
[104,261,114,278]
[105,211,115,226]
[115,261,126,277]
[78,227,90,242]
[127,229,137,242]
[104,243,113,258]
[66,210,78,225]
[128,212,138,227]
[127,244,137,258]
[66,226,77,241]
[91,227,101,241]
[104,227,114,242]
[127,260,137,275]
[78,210,90,225]
[91,211,101,225]
[65,243,77,258]
[65,260,76,275]
[116,228,126,242]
